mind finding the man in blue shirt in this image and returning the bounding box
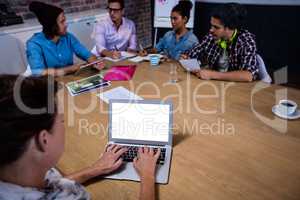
[27,1,103,76]
[140,0,198,60]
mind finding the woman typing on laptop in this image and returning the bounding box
[0,75,160,200]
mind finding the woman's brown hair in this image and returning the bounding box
[0,75,59,167]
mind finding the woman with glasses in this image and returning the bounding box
[140,0,198,60]
[91,0,137,59]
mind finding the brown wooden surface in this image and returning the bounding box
[56,60,300,200]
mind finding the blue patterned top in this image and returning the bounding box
[155,30,198,60]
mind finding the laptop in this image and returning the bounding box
[104,99,173,184]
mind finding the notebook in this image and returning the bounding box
[104,51,136,62]
[103,65,137,81]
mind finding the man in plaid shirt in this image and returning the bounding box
[183,3,259,82]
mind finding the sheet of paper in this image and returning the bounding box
[179,59,201,71]
[121,51,136,58]
[129,56,145,63]
[97,86,143,104]
[128,54,164,63]
[104,51,136,62]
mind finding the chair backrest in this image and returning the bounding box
[22,64,32,77]
[256,54,272,83]
[0,35,27,75]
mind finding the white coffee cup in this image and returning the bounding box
[277,99,297,116]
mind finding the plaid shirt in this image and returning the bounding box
[187,29,259,80]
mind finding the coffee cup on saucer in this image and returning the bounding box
[276,100,297,116]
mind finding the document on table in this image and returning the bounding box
[97,86,143,104]
[128,56,145,63]
[66,74,111,96]
[179,59,201,71]
[128,54,164,63]
[104,51,136,62]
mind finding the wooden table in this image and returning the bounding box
[57,60,300,200]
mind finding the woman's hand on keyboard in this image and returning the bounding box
[90,144,127,176]
[65,144,127,183]
[133,147,161,181]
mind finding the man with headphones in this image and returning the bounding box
[182,3,259,82]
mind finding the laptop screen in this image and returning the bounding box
[110,102,170,143]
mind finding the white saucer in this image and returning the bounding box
[272,105,300,120]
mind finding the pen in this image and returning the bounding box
[139,43,144,51]
[114,45,119,51]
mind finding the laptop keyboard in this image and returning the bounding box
[121,146,166,165]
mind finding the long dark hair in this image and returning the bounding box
[172,0,193,23]
[43,24,60,39]
[0,75,59,167]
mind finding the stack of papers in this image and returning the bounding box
[129,54,164,63]
[128,56,145,63]
[66,74,111,96]
[97,86,143,104]
[104,51,136,62]
[179,59,201,72]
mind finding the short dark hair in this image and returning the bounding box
[108,0,124,9]
[211,3,247,30]
[172,0,193,23]
[0,75,59,167]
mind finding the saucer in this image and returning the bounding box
[272,105,300,120]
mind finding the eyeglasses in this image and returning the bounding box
[107,7,122,13]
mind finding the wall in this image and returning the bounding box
[7,0,152,46]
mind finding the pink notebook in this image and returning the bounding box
[103,65,137,81]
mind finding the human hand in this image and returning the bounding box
[180,54,189,60]
[89,144,127,176]
[139,50,148,57]
[67,63,81,74]
[93,61,105,70]
[111,51,121,59]
[192,69,214,80]
[199,69,215,80]
[133,147,160,181]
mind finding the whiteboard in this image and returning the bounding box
[154,0,195,28]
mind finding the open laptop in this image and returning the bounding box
[104,99,173,184]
